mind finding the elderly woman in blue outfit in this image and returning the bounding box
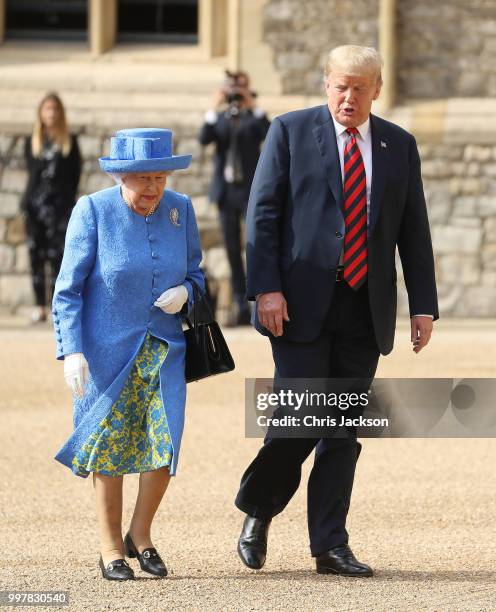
[52,128,204,581]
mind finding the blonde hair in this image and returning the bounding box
[31,92,71,157]
[324,45,383,85]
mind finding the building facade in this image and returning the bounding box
[1,1,495,100]
[0,0,281,92]
[0,0,495,317]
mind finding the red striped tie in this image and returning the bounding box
[343,127,368,289]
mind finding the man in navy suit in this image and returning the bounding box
[235,46,438,576]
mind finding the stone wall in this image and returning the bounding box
[2,121,496,318]
[397,141,496,317]
[397,0,496,99]
[0,126,236,322]
[263,0,378,95]
[263,0,496,100]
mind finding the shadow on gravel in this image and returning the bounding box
[165,569,496,583]
[367,569,496,583]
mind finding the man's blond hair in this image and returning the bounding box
[324,45,383,85]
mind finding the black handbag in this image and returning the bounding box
[183,281,235,383]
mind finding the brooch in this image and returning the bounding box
[170,208,181,226]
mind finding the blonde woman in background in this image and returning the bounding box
[21,92,81,323]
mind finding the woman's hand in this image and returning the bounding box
[64,353,89,398]
[154,285,188,314]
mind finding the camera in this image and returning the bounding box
[224,70,245,105]
[223,70,258,112]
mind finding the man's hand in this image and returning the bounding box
[411,316,433,354]
[257,292,289,337]
[212,88,226,111]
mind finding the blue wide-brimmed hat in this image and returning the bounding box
[99,128,192,173]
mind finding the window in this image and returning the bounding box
[118,0,198,43]
[6,0,87,41]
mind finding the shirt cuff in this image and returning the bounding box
[411,314,434,319]
[204,110,218,125]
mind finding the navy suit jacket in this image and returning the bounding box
[246,104,439,355]
[199,110,271,204]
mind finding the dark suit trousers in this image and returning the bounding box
[235,281,380,556]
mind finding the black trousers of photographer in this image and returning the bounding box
[235,280,380,556]
[218,183,249,311]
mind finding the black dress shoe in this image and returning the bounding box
[124,533,167,577]
[316,544,373,577]
[98,556,135,581]
[237,515,271,570]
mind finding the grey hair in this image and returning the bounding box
[108,172,125,185]
[107,170,173,185]
[324,45,383,85]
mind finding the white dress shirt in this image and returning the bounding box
[331,114,432,319]
[332,114,372,224]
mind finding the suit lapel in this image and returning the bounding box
[369,114,388,236]
[312,108,390,234]
[313,105,344,214]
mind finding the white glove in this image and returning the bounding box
[154,285,188,314]
[64,353,89,398]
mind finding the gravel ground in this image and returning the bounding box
[0,318,495,611]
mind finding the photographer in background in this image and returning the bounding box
[199,71,270,326]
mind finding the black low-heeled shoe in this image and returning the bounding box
[98,556,135,581]
[124,533,168,577]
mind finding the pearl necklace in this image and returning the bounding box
[121,189,159,217]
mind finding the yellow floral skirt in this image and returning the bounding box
[72,333,173,477]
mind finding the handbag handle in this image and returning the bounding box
[183,279,214,342]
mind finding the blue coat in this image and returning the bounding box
[52,184,204,477]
